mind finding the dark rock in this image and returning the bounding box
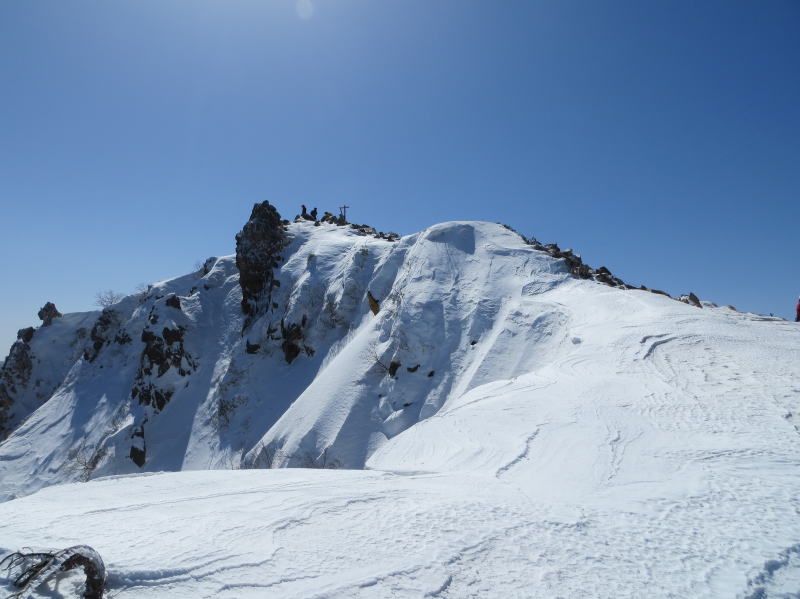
[37,302,62,326]
[132,383,174,412]
[427,370,435,377]
[367,291,380,315]
[407,364,420,372]
[129,425,146,467]
[165,295,182,310]
[235,201,287,323]
[688,292,702,308]
[572,263,592,278]
[132,321,196,411]
[83,309,120,362]
[388,361,401,377]
[17,327,35,343]
[246,341,260,354]
[162,326,183,345]
[650,289,670,297]
[0,340,34,437]
[282,342,301,364]
[201,257,217,276]
[280,319,304,364]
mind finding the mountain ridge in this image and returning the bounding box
[0,203,788,501]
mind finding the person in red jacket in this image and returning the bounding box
[796,297,800,322]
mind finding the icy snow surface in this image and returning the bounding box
[1,221,799,598]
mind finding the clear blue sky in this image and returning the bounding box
[1,0,798,355]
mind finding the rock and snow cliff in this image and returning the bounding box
[0,204,800,599]
[0,203,794,500]
[1,203,799,598]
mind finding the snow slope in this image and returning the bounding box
[1,216,799,597]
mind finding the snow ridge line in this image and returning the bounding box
[495,428,541,478]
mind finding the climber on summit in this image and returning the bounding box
[310,207,318,221]
[795,297,800,322]
[300,204,315,221]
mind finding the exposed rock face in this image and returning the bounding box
[280,319,305,364]
[517,228,708,306]
[129,424,146,467]
[83,308,123,362]
[165,294,182,310]
[200,257,217,276]
[37,302,62,326]
[17,327,35,344]
[128,310,197,468]
[235,201,287,323]
[679,292,703,308]
[367,291,380,315]
[131,323,196,412]
[0,337,34,437]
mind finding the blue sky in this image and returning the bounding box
[1,0,798,354]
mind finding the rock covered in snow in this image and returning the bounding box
[0,210,783,498]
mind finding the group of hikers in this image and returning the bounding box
[298,204,347,225]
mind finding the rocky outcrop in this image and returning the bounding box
[128,312,197,467]
[0,333,35,437]
[349,223,400,242]
[17,327,35,344]
[129,424,146,467]
[367,291,380,315]
[83,308,127,362]
[165,294,182,310]
[279,317,315,364]
[37,302,62,326]
[519,230,709,307]
[235,201,287,323]
[131,322,196,411]
[679,292,703,308]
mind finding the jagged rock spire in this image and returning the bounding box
[37,302,62,326]
[235,201,287,324]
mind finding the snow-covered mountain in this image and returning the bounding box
[1,202,799,598]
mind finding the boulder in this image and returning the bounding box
[37,302,62,326]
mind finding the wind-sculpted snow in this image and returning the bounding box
[1,219,799,597]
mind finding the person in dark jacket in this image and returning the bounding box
[796,297,800,322]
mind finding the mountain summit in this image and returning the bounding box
[0,202,795,498]
[1,203,799,598]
